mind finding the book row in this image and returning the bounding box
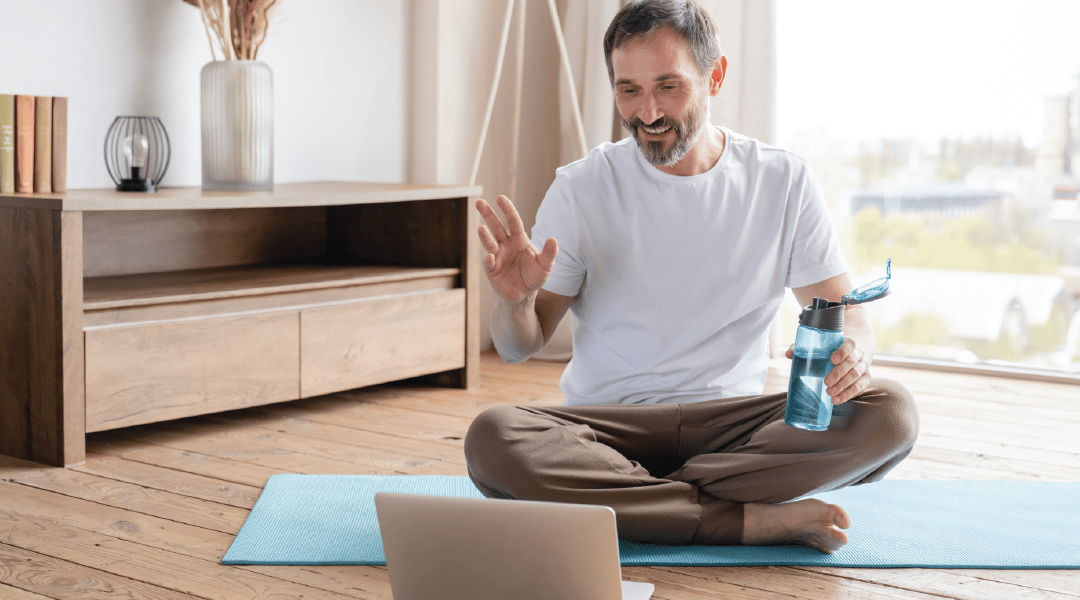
[0,94,68,195]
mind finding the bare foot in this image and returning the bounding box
[741,499,851,553]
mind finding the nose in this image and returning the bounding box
[639,91,662,125]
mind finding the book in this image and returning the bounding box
[14,95,34,193]
[51,97,67,193]
[34,95,52,193]
[0,94,13,194]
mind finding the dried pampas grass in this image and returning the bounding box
[182,0,280,61]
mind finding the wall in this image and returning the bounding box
[3,0,408,188]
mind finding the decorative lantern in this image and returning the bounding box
[104,116,170,192]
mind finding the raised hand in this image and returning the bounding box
[476,195,559,306]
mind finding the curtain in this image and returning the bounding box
[535,0,778,360]
[703,0,777,146]
[555,0,624,167]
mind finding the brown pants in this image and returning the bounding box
[464,378,918,545]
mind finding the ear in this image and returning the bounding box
[709,56,727,96]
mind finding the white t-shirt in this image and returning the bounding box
[529,126,849,406]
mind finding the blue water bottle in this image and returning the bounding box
[786,298,846,431]
[786,260,893,431]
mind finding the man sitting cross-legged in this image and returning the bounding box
[464,0,918,552]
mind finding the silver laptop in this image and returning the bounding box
[374,492,654,600]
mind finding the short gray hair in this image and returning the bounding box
[603,0,723,85]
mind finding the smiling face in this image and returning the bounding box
[611,27,721,170]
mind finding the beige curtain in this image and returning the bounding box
[703,0,777,145]
[555,0,624,167]
[535,0,778,360]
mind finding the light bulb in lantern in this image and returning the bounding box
[106,116,169,192]
[122,133,150,179]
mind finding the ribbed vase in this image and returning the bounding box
[200,60,273,191]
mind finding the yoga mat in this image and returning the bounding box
[222,475,1080,568]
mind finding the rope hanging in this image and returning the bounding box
[469,0,590,187]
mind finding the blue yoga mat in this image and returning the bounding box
[222,475,1080,568]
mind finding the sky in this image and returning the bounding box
[776,0,1080,148]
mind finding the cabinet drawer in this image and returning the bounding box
[85,312,300,432]
[301,289,466,397]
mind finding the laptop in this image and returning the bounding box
[374,492,655,600]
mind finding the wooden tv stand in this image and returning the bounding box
[0,181,482,467]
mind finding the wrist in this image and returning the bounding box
[501,290,537,316]
[842,305,876,357]
[492,291,543,364]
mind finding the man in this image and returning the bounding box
[465,0,918,553]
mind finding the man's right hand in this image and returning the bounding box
[476,195,559,306]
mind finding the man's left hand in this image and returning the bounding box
[790,274,877,405]
[784,335,872,405]
[823,337,871,404]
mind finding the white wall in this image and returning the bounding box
[3,0,408,189]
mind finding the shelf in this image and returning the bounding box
[83,262,461,311]
[0,181,483,211]
[1,181,480,466]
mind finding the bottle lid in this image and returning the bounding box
[842,259,892,306]
[799,298,845,331]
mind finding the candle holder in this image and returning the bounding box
[104,116,170,192]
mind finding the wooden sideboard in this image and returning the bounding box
[0,181,482,467]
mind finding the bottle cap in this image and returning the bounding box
[842,259,892,306]
[799,298,845,331]
[797,259,893,332]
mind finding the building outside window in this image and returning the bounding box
[777,0,1080,375]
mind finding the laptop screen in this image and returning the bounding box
[374,492,652,600]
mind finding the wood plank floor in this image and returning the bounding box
[2,352,1078,599]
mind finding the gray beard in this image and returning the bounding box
[628,96,709,168]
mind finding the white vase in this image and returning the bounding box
[200,60,273,191]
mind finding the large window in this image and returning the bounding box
[777,0,1080,374]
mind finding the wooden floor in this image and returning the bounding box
[2,352,1078,599]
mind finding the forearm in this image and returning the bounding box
[490,294,546,364]
[843,305,876,363]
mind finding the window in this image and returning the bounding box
[777,0,1080,375]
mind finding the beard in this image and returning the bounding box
[624,94,710,168]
